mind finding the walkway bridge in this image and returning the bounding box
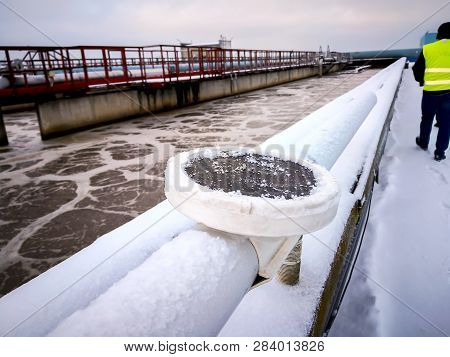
[0,45,348,144]
[0,45,348,103]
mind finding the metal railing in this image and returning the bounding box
[0,45,348,99]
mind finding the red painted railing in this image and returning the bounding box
[0,45,348,99]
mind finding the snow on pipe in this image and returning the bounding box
[267,90,376,284]
[46,91,376,336]
[264,91,377,170]
[49,227,258,336]
[47,150,339,336]
[301,91,377,170]
[0,201,195,337]
[261,90,377,170]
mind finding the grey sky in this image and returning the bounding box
[0,0,448,51]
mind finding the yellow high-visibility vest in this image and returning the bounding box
[423,39,450,91]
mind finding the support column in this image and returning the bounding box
[277,237,302,285]
[0,111,8,146]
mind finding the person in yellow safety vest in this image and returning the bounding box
[413,22,450,161]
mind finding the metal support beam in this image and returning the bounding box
[0,110,8,146]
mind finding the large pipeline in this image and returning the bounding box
[0,60,319,90]
[47,91,377,336]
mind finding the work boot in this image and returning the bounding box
[415,137,428,150]
[434,151,446,162]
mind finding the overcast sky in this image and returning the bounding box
[0,0,448,51]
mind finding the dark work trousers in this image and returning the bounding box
[419,92,450,156]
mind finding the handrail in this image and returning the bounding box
[0,45,348,99]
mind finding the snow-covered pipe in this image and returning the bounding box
[261,92,376,161]
[264,91,377,170]
[302,91,376,170]
[0,201,195,337]
[45,148,340,336]
[45,88,375,335]
[49,226,258,336]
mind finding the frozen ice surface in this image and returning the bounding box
[330,68,450,336]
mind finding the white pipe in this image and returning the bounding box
[49,225,258,336]
[46,91,376,337]
[262,90,377,170]
[302,91,377,170]
[0,201,194,337]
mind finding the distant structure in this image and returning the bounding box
[420,32,437,47]
[350,48,420,62]
[349,31,440,63]
[180,35,231,60]
[180,35,231,49]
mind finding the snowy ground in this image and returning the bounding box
[330,68,450,336]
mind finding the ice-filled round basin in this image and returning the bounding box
[165,148,340,238]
